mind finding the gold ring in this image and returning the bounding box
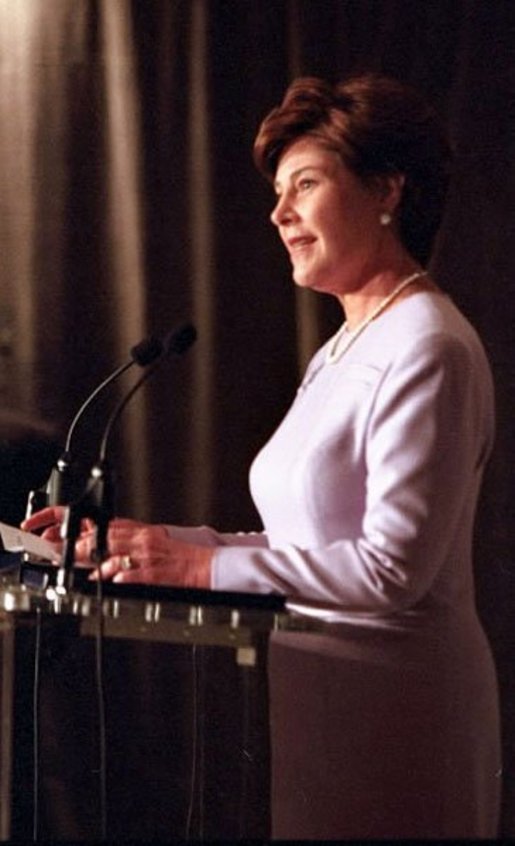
[120,555,134,571]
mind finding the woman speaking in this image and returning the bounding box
[24,74,501,839]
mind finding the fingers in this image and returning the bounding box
[101,525,170,563]
[110,560,188,585]
[21,506,66,532]
[40,525,64,543]
[76,519,156,559]
[75,526,145,565]
[90,555,136,581]
[90,548,162,583]
[22,510,138,535]
[21,511,141,564]
[89,543,212,589]
[114,545,212,588]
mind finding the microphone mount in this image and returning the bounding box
[25,333,166,518]
[54,323,197,592]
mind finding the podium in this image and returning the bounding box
[0,574,285,840]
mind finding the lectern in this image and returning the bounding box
[0,574,285,840]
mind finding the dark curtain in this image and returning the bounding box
[0,0,514,835]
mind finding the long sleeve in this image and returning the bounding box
[211,297,494,617]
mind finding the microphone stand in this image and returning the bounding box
[25,334,165,519]
[56,460,114,593]
[55,363,160,592]
[39,323,197,592]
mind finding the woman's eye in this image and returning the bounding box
[298,178,315,191]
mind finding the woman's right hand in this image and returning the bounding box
[21,506,96,563]
[22,505,68,542]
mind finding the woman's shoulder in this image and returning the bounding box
[307,290,491,389]
[332,290,494,393]
[375,290,486,353]
[370,292,494,403]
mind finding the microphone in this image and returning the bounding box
[97,322,197,466]
[25,332,168,516]
[57,322,197,589]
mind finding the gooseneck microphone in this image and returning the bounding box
[25,333,168,516]
[97,323,197,467]
[57,322,197,591]
[64,334,165,453]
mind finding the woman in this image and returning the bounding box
[23,75,501,838]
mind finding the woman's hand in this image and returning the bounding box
[21,506,94,562]
[22,510,212,588]
[84,519,213,587]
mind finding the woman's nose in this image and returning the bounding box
[270,192,296,227]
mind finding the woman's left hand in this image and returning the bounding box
[78,518,213,588]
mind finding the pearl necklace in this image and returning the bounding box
[325,270,427,365]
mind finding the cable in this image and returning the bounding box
[32,607,42,842]
[94,572,108,839]
[185,644,198,839]
[238,665,252,838]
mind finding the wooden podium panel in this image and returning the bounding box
[0,580,282,840]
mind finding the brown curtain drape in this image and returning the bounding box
[0,0,514,834]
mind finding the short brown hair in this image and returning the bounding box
[253,75,452,265]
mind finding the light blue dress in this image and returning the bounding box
[169,290,501,838]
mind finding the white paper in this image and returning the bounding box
[0,521,60,562]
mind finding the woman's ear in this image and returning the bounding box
[378,172,406,215]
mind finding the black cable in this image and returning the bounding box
[94,570,108,839]
[238,665,252,838]
[185,644,199,839]
[32,607,42,842]
[197,647,206,839]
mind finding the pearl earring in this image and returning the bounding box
[380,212,392,226]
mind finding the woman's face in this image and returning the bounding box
[271,137,398,298]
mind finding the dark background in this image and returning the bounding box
[0,0,514,835]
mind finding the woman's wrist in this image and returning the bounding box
[190,544,214,589]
